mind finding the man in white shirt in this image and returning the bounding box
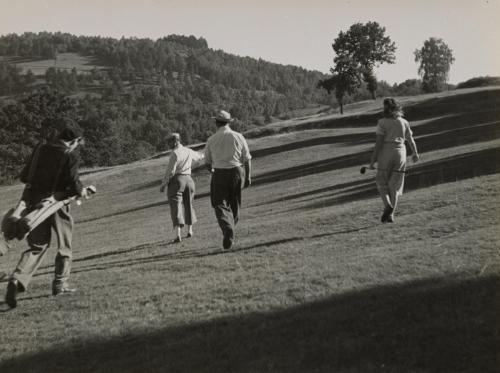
[160,133,204,242]
[204,110,251,250]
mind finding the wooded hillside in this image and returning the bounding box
[0,32,329,182]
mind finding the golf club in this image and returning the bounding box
[360,166,407,174]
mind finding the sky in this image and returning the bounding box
[0,0,499,84]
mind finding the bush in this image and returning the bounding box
[456,76,500,89]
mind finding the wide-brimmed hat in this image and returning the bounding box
[212,110,233,123]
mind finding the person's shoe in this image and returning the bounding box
[387,214,395,223]
[52,285,77,296]
[222,230,234,250]
[187,232,193,238]
[5,279,19,308]
[173,236,182,243]
[381,205,394,223]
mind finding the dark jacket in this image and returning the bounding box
[20,142,83,202]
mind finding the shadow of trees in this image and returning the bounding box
[1,275,498,372]
[292,147,500,211]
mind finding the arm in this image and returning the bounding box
[241,135,252,186]
[405,122,419,163]
[67,153,84,197]
[190,149,205,170]
[19,144,41,184]
[244,160,251,188]
[408,137,419,163]
[160,153,177,192]
[369,135,385,169]
[204,144,213,173]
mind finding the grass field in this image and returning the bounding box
[2,53,104,75]
[0,87,499,372]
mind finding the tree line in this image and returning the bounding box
[318,22,456,113]
[0,30,488,184]
[0,32,332,183]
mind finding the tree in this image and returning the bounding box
[414,37,455,93]
[318,58,360,114]
[332,21,396,99]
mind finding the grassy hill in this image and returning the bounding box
[0,87,499,372]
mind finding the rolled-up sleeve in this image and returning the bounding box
[240,135,251,163]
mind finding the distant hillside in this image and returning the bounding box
[0,32,330,182]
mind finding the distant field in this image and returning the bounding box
[0,87,499,372]
[2,53,105,75]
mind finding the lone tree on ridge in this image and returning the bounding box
[414,37,455,93]
[332,21,396,99]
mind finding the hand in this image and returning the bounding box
[244,178,251,188]
[81,188,90,200]
[412,154,420,163]
[160,185,166,193]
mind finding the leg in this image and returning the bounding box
[387,149,406,222]
[167,177,186,228]
[11,217,52,290]
[182,176,197,227]
[52,206,75,294]
[6,215,52,307]
[173,226,182,243]
[211,170,235,248]
[228,167,244,226]
[376,170,394,223]
[184,178,195,237]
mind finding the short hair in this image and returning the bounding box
[168,133,181,142]
[383,98,403,118]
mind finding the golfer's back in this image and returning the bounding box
[206,127,250,169]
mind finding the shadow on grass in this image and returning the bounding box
[30,226,377,279]
[1,274,498,372]
[118,108,500,200]
[250,111,500,159]
[76,114,500,224]
[280,146,500,212]
[245,88,500,136]
[252,121,500,188]
[75,189,210,224]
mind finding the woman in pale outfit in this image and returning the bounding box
[160,133,204,242]
[369,98,419,223]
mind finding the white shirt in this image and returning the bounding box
[204,126,252,169]
[162,145,204,186]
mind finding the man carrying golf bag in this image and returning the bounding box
[4,123,91,308]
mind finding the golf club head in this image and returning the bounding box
[86,185,97,195]
[360,166,367,174]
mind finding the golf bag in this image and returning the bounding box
[2,185,96,241]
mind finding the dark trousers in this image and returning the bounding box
[167,174,196,227]
[210,167,245,237]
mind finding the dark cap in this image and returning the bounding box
[58,126,82,142]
